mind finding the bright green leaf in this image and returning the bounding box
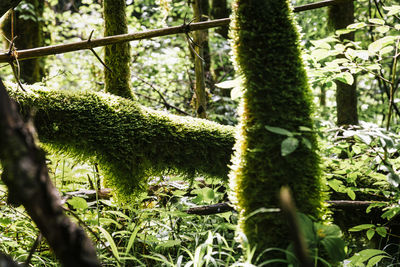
[376,227,387,237]
[369,18,385,25]
[367,229,375,240]
[281,137,299,156]
[67,197,88,210]
[349,224,375,232]
[265,126,293,136]
[347,22,367,29]
[335,72,354,85]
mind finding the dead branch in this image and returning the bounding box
[186,202,233,215]
[0,78,100,266]
[0,0,355,64]
[185,200,387,215]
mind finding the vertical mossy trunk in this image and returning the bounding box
[329,2,358,126]
[191,0,208,118]
[103,0,133,99]
[211,0,229,38]
[1,0,45,84]
[229,0,322,260]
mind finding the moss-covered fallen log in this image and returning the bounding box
[7,83,235,196]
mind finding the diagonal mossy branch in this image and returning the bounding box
[6,83,235,197]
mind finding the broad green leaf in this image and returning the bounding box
[368,40,383,54]
[376,25,390,33]
[367,255,390,267]
[67,197,88,210]
[383,5,400,16]
[301,137,312,150]
[281,137,299,156]
[369,18,385,25]
[336,28,355,35]
[335,72,354,85]
[265,126,293,136]
[215,78,241,89]
[366,229,375,240]
[347,22,367,29]
[376,227,387,237]
[349,224,375,232]
[352,145,362,154]
[311,48,331,61]
[380,45,394,55]
[327,179,343,192]
[365,63,381,70]
[230,86,242,100]
[355,133,372,145]
[98,226,120,261]
[355,50,369,60]
[382,207,400,219]
[346,188,356,200]
[310,40,331,50]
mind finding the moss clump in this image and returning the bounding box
[7,84,235,197]
[228,0,322,259]
[103,0,133,99]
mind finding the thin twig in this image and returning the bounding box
[87,30,112,72]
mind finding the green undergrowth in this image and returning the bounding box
[6,83,235,198]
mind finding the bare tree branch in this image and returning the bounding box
[0,0,355,64]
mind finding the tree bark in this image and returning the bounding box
[329,1,358,126]
[0,0,21,17]
[1,0,45,83]
[211,0,229,38]
[192,0,208,118]
[0,79,100,266]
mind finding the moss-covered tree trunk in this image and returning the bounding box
[191,0,209,118]
[1,0,45,83]
[329,2,358,126]
[229,0,322,260]
[7,83,234,197]
[103,0,133,99]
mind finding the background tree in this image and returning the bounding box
[328,1,358,126]
[1,0,45,84]
[229,0,322,260]
[103,0,133,99]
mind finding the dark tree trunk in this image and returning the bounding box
[0,0,21,17]
[0,79,100,266]
[329,1,358,126]
[1,0,45,84]
[211,0,229,38]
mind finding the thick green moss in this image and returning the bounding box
[7,84,235,197]
[103,0,133,99]
[229,0,322,259]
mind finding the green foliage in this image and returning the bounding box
[7,83,235,197]
[228,0,322,260]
